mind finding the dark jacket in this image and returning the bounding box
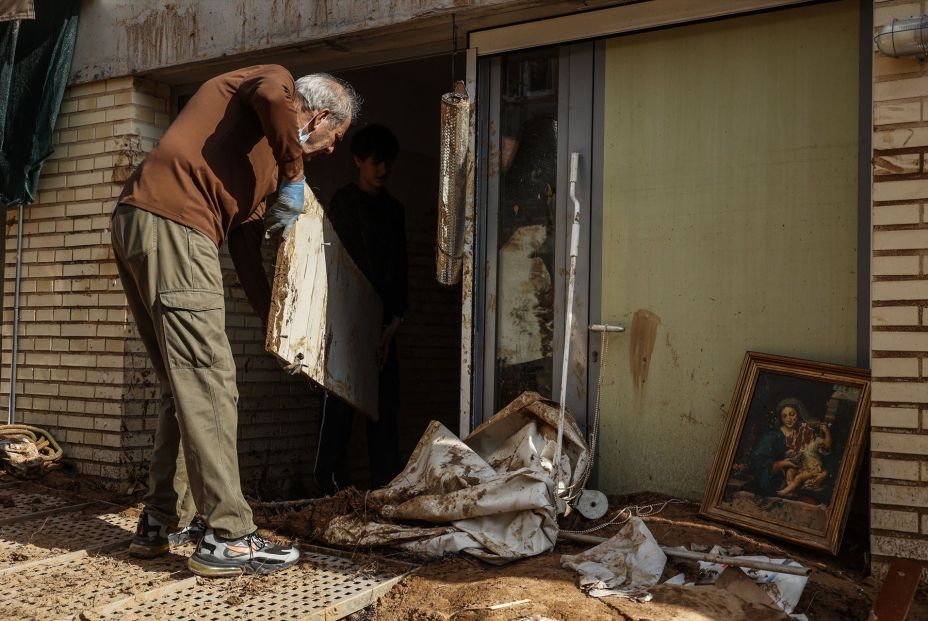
[327,183,408,323]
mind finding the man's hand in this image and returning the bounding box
[280,352,305,376]
[264,179,305,240]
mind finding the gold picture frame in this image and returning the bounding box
[700,352,870,554]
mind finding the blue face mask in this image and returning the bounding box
[298,121,312,145]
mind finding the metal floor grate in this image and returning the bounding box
[0,485,413,621]
[0,490,75,520]
[0,508,137,568]
[0,548,190,620]
[87,547,415,620]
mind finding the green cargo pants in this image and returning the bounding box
[111,204,256,539]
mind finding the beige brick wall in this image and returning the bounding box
[1,77,319,494]
[1,76,169,481]
[871,0,928,574]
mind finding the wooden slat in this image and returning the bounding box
[78,576,198,620]
[266,187,383,419]
[311,570,412,621]
[870,558,923,621]
[0,548,88,575]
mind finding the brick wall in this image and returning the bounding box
[1,76,170,482]
[871,0,928,575]
[0,77,320,495]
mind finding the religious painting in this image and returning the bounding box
[700,352,870,554]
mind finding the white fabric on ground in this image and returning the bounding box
[319,392,588,563]
[560,517,667,601]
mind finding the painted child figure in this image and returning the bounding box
[778,422,832,497]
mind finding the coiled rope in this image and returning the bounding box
[0,424,63,477]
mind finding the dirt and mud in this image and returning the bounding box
[14,472,928,620]
[276,492,926,621]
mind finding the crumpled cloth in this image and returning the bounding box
[561,517,667,601]
[318,392,589,564]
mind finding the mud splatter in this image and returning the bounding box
[123,5,199,73]
[112,136,145,184]
[665,332,679,368]
[628,309,660,394]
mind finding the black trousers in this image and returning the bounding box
[313,341,402,493]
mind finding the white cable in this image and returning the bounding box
[561,498,688,535]
[563,331,608,503]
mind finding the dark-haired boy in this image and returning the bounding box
[315,124,408,492]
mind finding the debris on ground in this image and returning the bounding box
[19,444,928,620]
[275,392,588,564]
[345,495,928,621]
[560,517,666,601]
[686,544,809,616]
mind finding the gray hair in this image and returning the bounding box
[294,73,361,125]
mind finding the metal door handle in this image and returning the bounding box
[589,324,625,333]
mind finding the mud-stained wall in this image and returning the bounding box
[597,1,860,499]
[72,0,557,83]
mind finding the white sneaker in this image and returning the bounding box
[187,529,299,577]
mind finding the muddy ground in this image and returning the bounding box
[26,473,928,620]
[265,491,927,621]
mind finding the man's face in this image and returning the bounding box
[298,108,350,160]
[354,155,391,189]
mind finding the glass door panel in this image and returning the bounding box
[494,49,559,408]
[478,43,594,430]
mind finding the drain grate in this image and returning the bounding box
[87,546,415,620]
[0,508,137,568]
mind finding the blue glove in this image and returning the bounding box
[264,179,305,240]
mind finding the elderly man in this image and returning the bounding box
[112,65,359,577]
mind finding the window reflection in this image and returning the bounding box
[494,50,558,409]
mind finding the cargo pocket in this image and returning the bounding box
[159,290,228,370]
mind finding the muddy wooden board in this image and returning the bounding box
[266,186,382,419]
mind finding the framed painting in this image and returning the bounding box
[700,352,870,554]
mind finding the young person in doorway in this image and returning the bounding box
[314,124,408,493]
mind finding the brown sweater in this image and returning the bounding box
[118,64,305,322]
[119,64,304,246]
